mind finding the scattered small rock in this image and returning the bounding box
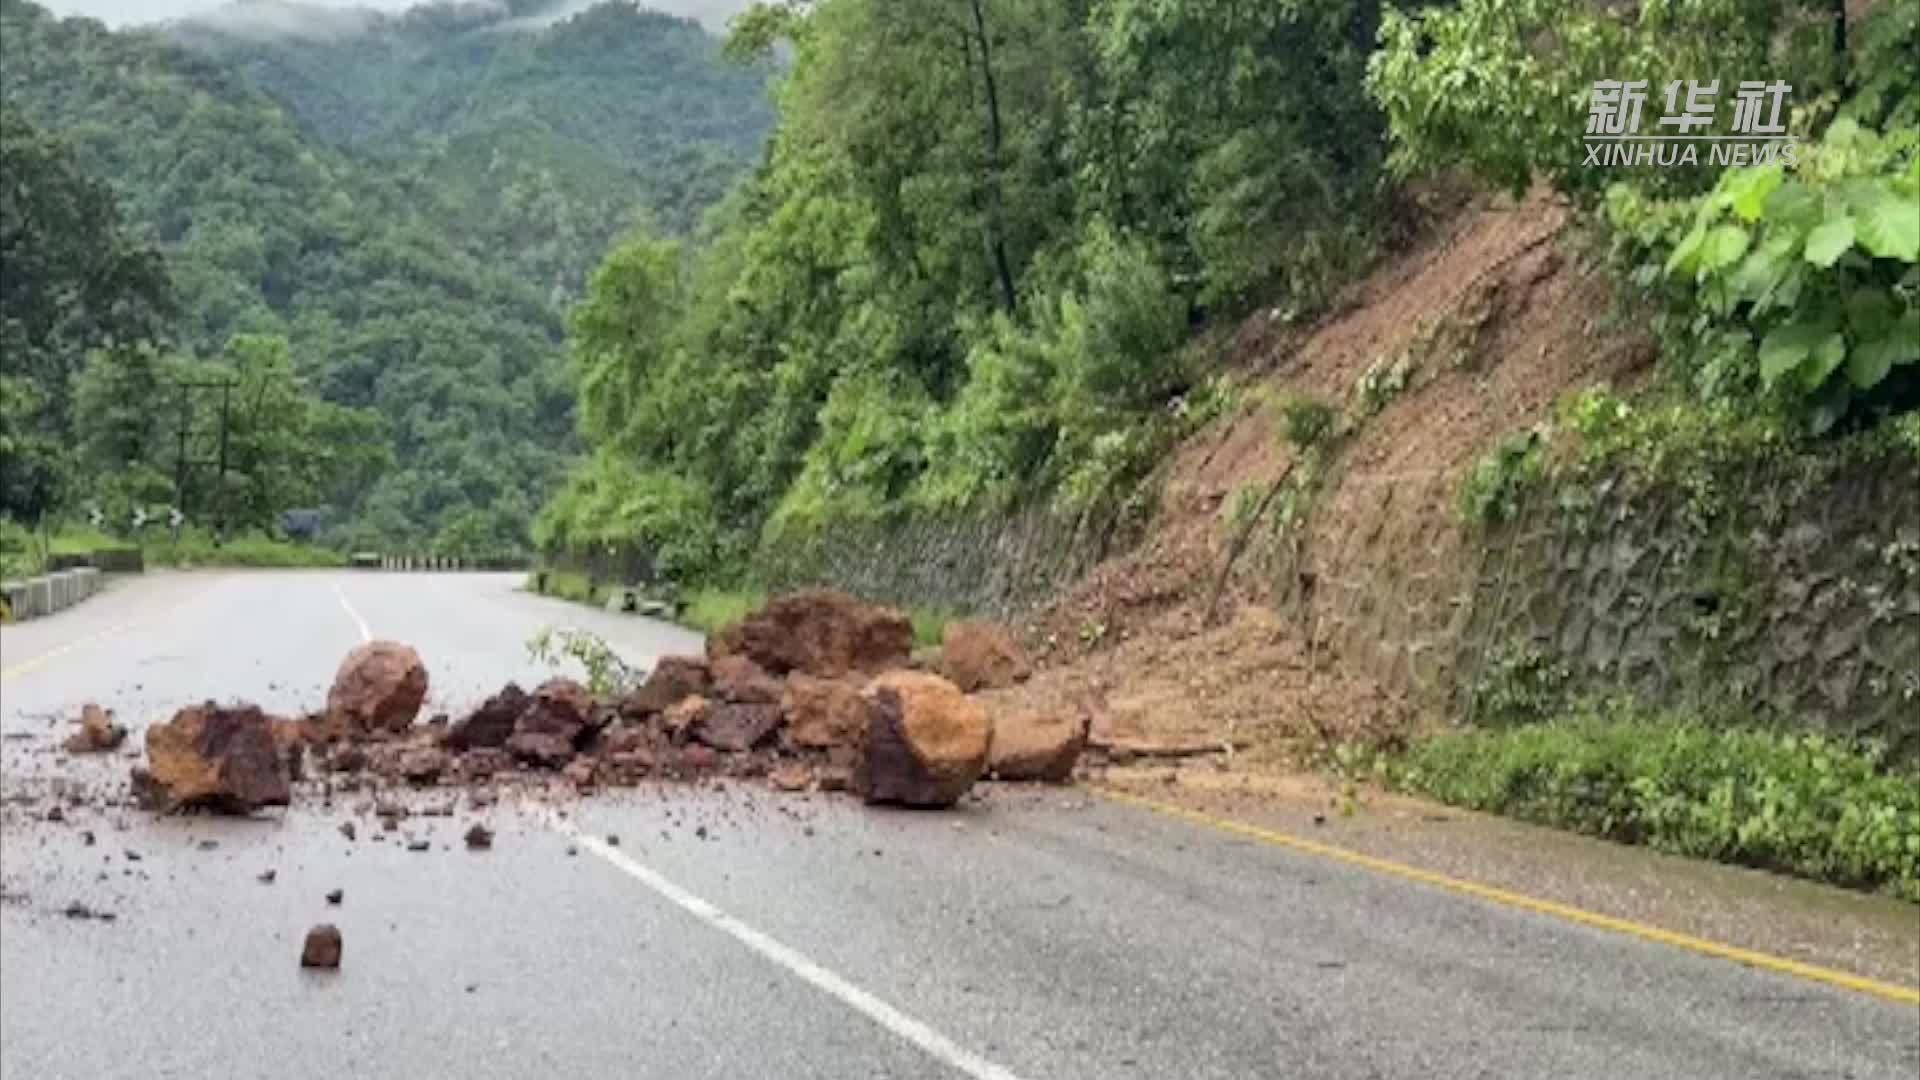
[257,869,276,884]
[338,822,356,841]
[605,834,619,847]
[325,888,343,905]
[300,924,342,968]
[406,838,430,852]
[62,901,116,922]
[63,704,128,754]
[463,824,493,850]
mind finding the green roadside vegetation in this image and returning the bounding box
[1351,0,1920,900]
[1380,703,1920,903]
[1,520,343,578]
[524,573,952,647]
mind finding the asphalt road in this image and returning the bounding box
[1,571,1915,1079]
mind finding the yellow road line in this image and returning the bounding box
[1093,785,1920,1007]
[0,620,141,683]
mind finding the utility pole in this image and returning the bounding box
[216,381,232,543]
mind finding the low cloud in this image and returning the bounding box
[167,0,750,40]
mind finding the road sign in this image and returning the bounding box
[131,506,148,529]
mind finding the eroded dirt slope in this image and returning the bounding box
[1011,192,1656,765]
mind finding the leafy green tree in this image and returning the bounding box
[0,104,173,520]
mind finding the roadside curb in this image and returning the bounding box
[0,567,104,622]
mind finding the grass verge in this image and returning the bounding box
[1388,702,1920,902]
[4,521,343,574]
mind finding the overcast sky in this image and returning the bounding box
[40,1,747,31]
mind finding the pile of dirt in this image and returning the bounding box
[119,590,1086,817]
[1003,191,1655,764]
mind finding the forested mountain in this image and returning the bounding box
[0,0,772,554]
[537,0,1916,586]
[168,0,774,291]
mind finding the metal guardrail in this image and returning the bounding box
[368,555,528,571]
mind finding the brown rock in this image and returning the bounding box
[560,757,597,789]
[691,704,783,753]
[598,725,658,756]
[397,747,451,785]
[908,646,944,673]
[326,744,368,774]
[853,672,990,808]
[300,924,342,969]
[987,708,1087,782]
[780,673,869,750]
[709,655,783,705]
[326,641,429,735]
[940,621,1033,693]
[504,731,573,769]
[767,764,812,792]
[662,695,711,740]
[63,704,127,754]
[516,678,596,745]
[448,684,528,751]
[621,655,711,715]
[707,590,912,678]
[140,703,291,814]
[458,748,512,780]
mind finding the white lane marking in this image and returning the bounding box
[332,583,372,643]
[538,809,1028,1080]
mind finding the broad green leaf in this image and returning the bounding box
[1726,164,1783,222]
[1700,224,1750,271]
[1728,250,1783,303]
[1844,289,1894,337]
[1664,225,1706,276]
[1758,321,1830,387]
[1848,339,1898,389]
[1851,187,1919,262]
[1802,217,1855,267]
[1762,181,1819,233]
[1807,379,1851,436]
[1804,331,1847,388]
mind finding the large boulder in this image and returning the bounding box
[940,621,1032,693]
[853,672,990,808]
[691,704,784,752]
[515,678,597,746]
[140,703,291,813]
[708,590,913,678]
[780,673,870,751]
[709,655,783,705]
[326,641,428,735]
[505,731,574,769]
[987,707,1087,783]
[621,655,711,715]
[448,683,529,751]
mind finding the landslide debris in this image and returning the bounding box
[109,590,1084,818]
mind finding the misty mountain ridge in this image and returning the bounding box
[166,0,747,40]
